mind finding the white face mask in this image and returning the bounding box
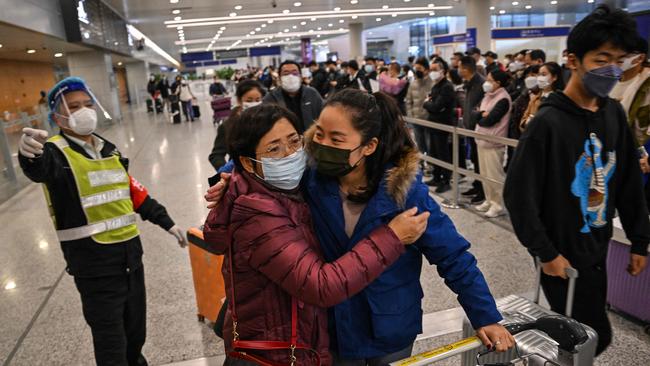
[429,71,442,81]
[66,107,98,135]
[525,76,538,89]
[251,149,307,190]
[509,61,524,72]
[281,75,302,93]
[537,75,551,90]
[482,81,494,93]
[620,54,642,72]
[561,56,568,65]
[242,101,262,110]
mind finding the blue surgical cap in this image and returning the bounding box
[47,77,92,124]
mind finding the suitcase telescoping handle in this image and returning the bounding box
[533,257,579,317]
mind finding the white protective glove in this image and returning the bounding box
[168,225,188,248]
[19,128,49,158]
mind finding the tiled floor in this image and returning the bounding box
[0,101,648,366]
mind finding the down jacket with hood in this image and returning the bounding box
[203,168,405,365]
[302,127,503,359]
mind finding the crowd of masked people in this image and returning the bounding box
[202,5,649,365]
[211,37,649,220]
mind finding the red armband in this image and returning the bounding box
[129,176,149,210]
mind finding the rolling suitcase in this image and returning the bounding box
[187,227,226,323]
[146,99,154,113]
[391,262,597,366]
[606,238,650,333]
[155,98,163,113]
[458,262,597,366]
[211,96,232,124]
[170,100,181,124]
[192,104,201,118]
[391,315,593,366]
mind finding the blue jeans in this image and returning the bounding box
[181,99,194,121]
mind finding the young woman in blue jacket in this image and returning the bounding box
[208,89,514,364]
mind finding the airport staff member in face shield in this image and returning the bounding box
[17,77,187,366]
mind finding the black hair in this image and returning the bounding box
[505,53,513,59]
[633,36,650,67]
[364,56,376,63]
[279,60,301,74]
[529,49,546,63]
[407,56,415,63]
[316,89,415,203]
[453,52,464,58]
[325,60,336,66]
[347,60,360,71]
[235,80,266,101]
[459,56,477,72]
[414,56,430,69]
[489,70,510,88]
[431,57,449,74]
[341,61,349,68]
[449,69,463,85]
[307,60,318,67]
[518,49,529,57]
[40,90,47,98]
[227,104,302,169]
[541,62,566,91]
[523,64,541,78]
[402,64,412,73]
[567,4,638,60]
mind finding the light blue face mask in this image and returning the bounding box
[364,64,375,73]
[250,149,307,190]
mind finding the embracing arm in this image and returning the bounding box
[414,186,502,329]
[241,210,405,308]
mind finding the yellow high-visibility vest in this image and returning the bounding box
[45,135,139,244]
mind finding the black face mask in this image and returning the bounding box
[415,70,424,79]
[312,141,364,177]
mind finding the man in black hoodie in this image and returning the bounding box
[504,5,649,356]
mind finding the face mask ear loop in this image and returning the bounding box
[85,88,112,120]
[56,97,75,130]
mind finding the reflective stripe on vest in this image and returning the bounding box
[47,135,139,244]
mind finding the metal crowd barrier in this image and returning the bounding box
[404,117,519,209]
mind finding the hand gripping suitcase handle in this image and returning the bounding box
[534,257,579,318]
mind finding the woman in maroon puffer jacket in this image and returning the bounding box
[203,104,428,365]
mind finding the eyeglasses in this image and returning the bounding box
[257,135,304,159]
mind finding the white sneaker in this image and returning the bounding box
[475,201,491,212]
[485,204,506,218]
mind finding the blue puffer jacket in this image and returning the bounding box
[304,147,502,359]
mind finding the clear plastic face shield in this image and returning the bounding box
[54,86,112,122]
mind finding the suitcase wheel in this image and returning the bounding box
[198,314,205,322]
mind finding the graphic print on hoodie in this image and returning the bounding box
[571,133,616,233]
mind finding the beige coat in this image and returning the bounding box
[406,77,434,120]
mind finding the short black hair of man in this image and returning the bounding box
[279,60,302,74]
[414,57,430,69]
[347,60,360,71]
[459,55,477,73]
[529,49,546,63]
[567,4,638,60]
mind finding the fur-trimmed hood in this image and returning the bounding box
[304,124,421,207]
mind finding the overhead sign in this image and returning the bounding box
[491,26,571,39]
[60,0,131,56]
[215,49,248,59]
[180,51,214,63]
[433,33,466,45]
[250,46,282,57]
[465,28,477,49]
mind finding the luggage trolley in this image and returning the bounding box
[391,262,598,366]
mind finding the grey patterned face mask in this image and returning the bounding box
[582,64,622,98]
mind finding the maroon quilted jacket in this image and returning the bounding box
[203,169,404,365]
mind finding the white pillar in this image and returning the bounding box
[67,51,122,122]
[125,61,150,109]
[466,0,492,52]
[349,22,364,60]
